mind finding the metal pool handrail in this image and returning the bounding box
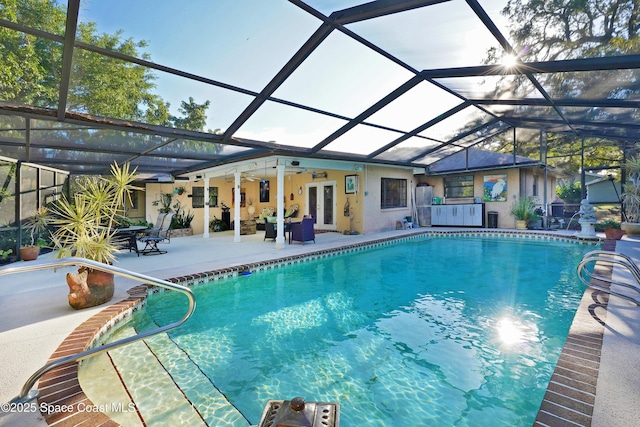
[0,257,196,404]
[577,250,640,306]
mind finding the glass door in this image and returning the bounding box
[306,181,336,230]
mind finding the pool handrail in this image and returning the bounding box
[0,257,196,404]
[577,250,640,306]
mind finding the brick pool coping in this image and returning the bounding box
[34,230,606,426]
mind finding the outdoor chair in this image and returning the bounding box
[139,212,174,255]
[264,221,277,241]
[290,216,315,244]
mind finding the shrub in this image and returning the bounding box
[556,183,582,203]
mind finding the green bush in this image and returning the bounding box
[556,183,582,203]
[594,219,621,231]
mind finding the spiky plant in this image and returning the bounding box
[623,157,640,223]
[510,197,538,222]
[48,162,139,265]
[23,206,50,247]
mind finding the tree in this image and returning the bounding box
[0,0,209,127]
[480,0,638,172]
[171,97,211,131]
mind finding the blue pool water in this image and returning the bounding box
[126,236,591,426]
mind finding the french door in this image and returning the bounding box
[306,181,336,231]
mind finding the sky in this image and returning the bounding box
[77,0,510,151]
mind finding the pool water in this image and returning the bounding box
[103,236,590,426]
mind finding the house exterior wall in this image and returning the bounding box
[145,170,370,235]
[418,167,557,228]
[586,180,622,203]
[362,165,414,233]
[144,165,555,235]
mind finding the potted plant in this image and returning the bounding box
[174,186,186,196]
[510,197,537,230]
[171,200,195,237]
[20,207,50,261]
[595,219,625,240]
[153,191,174,213]
[47,162,139,309]
[209,216,223,232]
[621,156,640,236]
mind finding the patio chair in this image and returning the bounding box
[264,220,277,241]
[142,213,167,238]
[139,213,174,255]
[290,216,315,244]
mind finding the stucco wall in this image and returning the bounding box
[417,167,557,228]
[362,166,415,233]
[145,170,369,235]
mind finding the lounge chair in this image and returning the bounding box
[290,216,315,244]
[139,213,174,255]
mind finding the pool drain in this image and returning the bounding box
[257,396,340,427]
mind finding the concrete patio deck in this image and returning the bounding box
[1,227,639,426]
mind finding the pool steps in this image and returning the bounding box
[82,309,250,426]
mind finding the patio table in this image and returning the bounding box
[114,226,149,256]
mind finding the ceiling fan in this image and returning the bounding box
[225,173,258,183]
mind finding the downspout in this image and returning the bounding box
[203,178,210,238]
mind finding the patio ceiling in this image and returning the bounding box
[1,0,638,178]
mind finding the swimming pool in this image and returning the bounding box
[83,235,592,426]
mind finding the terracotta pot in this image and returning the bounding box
[66,268,115,310]
[604,227,626,240]
[19,246,40,261]
[621,222,640,236]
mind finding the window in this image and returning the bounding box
[192,187,218,208]
[444,175,473,198]
[533,175,539,197]
[381,178,407,208]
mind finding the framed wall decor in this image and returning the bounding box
[483,174,507,202]
[260,180,270,202]
[232,188,246,207]
[345,174,359,194]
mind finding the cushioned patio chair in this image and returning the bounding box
[264,220,277,241]
[139,212,174,255]
[290,216,315,244]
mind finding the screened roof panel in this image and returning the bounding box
[418,105,495,142]
[535,69,640,101]
[366,81,464,131]
[321,124,404,156]
[235,100,348,149]
[482,104,562,121]
[416,145,463,166]
[373,137,442,163]
[149,72,257,134]
[162,139,253,158]
[272,30,415,118]
[19,149,133,166]
[30,123,174,153]
[67,52,256,132]
[345,0,504,70]
[2,33,62,108]
[560,107,640,126]
[434,75,542,100]
[128,156,204,170]
[76,0,321,92]
[450,120,512,148]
